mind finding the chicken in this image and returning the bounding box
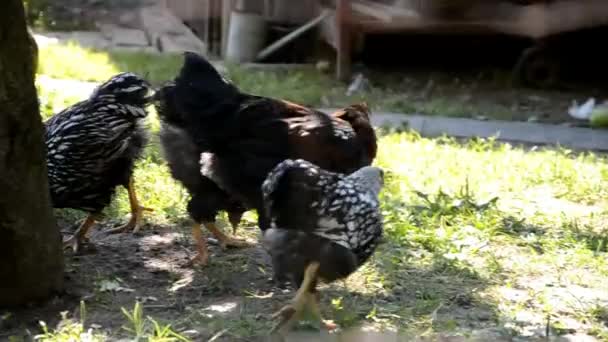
[154,51,377,266]
[158,124,250,265]
[261,159,385,334]
[45,72,153,252]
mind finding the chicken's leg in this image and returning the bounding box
[271,262,320,334]
[203,221,252,250]
[307,291,337,331]
[227,211,243,236]
[63,214,97,253]
[187,223,209,267]
[107,178,153,234]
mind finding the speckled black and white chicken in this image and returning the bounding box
[45,72,153,252]
[261,159,385,333]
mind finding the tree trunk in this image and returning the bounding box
[0,0,64,307]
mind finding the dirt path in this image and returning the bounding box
[3,217,514,341]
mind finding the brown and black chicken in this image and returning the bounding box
[45,72,153,252]
[154,52,378,267]
[261,158,384,333]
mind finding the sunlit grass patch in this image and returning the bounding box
[38,42,119,82]
[369,131,608,337]
[38,42,182,85]
[34,42,608,339]
[30,301,190,342]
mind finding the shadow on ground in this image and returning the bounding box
[1,216,503,341]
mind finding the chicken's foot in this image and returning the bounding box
[107,178,153,234]
[187,223,209,267]
[63,214,97,253]
[271,262,320,334]
[203,221,252,250]
[307,291,337,331]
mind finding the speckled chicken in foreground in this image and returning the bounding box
[261,159,385,333]
[45,72,153,252]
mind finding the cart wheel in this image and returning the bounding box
[512,44,561,88]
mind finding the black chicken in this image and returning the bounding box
[45,72,153,252]
[158,124,250,266]
[261,159,385,333]
[154,52,378,266]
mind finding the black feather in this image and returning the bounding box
[159,123,246,223]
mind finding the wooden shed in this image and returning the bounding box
[161,0,608,83]
[323,0,608,81]
[161,0,320,58]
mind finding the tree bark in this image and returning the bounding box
[0,0,64,307]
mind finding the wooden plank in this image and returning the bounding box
[164,0,207,21]
[358,0,417,18]
[212,0,219,56]
[352,0,608,39]
[202,0,210,50]
[336,0,351,81]
[351,1,392,22]
[221,0,233,57]
[351,0,418,23]
[266,0,319,24]
[319,8,337,49]
[256,10,330,61]
[140,5,207,53]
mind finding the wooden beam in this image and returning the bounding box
[350,0,417,22]
[221,0,233,58]
[256,10,330,61]
[351,1,392,22]
[336,0,351,81]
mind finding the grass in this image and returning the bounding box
[38,43,184,85]
[372,132,608,338]
[32,302,190,342]
[36,41,592,124]
[27,42,608,340]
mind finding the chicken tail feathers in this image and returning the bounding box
[153,51,241,135]
[174,52,239,114]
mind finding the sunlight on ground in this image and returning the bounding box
[369,132,608,338]
[30,41,608,340]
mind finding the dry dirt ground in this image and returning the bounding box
[2,217,512,342]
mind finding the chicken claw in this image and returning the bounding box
[271,262,320,334]
[271,300,305,333]
[307,291,338,331]
[107,205,153,234]
[218,236,252,251]
[203,222,253,251]
[187,251,209,267]
[188,223,209,267]
[63,235,85,253]
[63,214,97,253]
[107,178,152,234]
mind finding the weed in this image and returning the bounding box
[34,302,105,342]
[121,302,191,342]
